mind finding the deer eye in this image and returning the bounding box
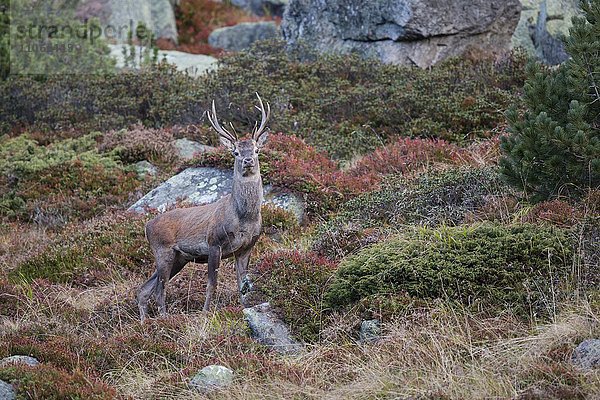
[233,151,239,156]
[255,149,259,154]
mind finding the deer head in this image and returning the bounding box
[207,93,271,178]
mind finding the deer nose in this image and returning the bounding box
[242,158,254,167]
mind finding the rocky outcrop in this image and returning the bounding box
[231,0,289,17]
[528,0,569,64]
[76,0,178,44]
[512,0,580,62]
[208,22,281,52]
[128,167,306,223]
[572,339,600,369]
[282,0,522,68]
[0,380,15,400]
[243,302,303,354]
[107,45,218,76]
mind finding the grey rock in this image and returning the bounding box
[108,45,218,76]
[134,160,158,178]
[129,167,233,213]
[572,339,600,369]
[359,319,381,343]
[282,0,522,68]
[512,0,580,56]
[173,138,217,160]
[128,167,306,223]
[209,22,281,52]
[76,0,178,44]
[263,187,305,225]
[243,302,303,354]
[189,365,234,392]
[0,380,15,400]
[231,0,288,17]
[0,355,40,367]
[529,1,569,64]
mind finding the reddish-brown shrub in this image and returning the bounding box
[0,364,116,400]
[523,200,582,227]
[99,124,177,166]
[349,137,462,177]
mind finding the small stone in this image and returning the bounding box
[189,365,234,393]
[359,319,381,343]
[572,339,600,369]
[0,355,40,367]
[0,380,15,400]
[133,160,158,178]
[243,302,303,354]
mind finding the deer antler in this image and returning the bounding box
[252,92,270,142]
[207,100,238,143]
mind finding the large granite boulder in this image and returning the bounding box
[512,0,580,62]
[128,167,306,224]
[76,0,178,44]
[208,22,281,52]
[282,0,522,68]
[231,0,289,17]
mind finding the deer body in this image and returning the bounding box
[137,94,270,322]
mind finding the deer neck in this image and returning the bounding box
[231,173,263,221]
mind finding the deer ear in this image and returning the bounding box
[256,132,269,149]
[220,135,235,151]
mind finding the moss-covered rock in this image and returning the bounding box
[326,223,574,318]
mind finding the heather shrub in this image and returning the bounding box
[0,62,203,135]
[11,212,150,285]
[2,40,526,160]
[261,204,298,234]
[0,134,139,222]
[253,250,337,342]
[522,199,582,227]
[98,124,178,166]
[319,167,508,242]
[312,223,390,261]
[348,137,463,177]
[0,364,115,400]
[326,224,574,318]
[202,41,527,158]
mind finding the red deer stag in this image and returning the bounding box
[137,93,270,322]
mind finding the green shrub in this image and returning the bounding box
[500,1,600,201]
[10,212,151,285]
[261,204,298,234]
[326,224,574,318]
[253,250,337,342]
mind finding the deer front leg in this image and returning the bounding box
[234,250,252,306]
[203,246,221,312]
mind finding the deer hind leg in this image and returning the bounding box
[137,271,158,322]
[153,249,179,317]
[203,246,221,312]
